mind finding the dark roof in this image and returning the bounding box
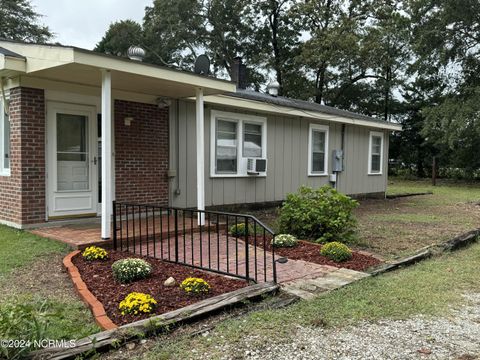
[229,89,392,126]
[0,46,25,59]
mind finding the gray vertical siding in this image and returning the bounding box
[169,100,389,208]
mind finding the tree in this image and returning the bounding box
[412,0,480,173]
[143,0,206,68]
[253,0,305,97]
[94,20,143,57]
[0,0,52,43]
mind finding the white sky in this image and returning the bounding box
[30,0,152,49]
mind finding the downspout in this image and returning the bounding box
[337,124,346,190]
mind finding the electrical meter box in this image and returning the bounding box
[332,149,344,172]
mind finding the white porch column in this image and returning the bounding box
[101,70,112,239]
[195,87,205,225]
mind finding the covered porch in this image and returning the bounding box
[0,40,236,233]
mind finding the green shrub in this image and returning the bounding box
[228,223,253,237]
[0,299,52,359]
[278,185,358,243]
[271,234,298,248]
[112,258,152,284]
[320,241,353,262]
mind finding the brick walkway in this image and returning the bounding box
[32,217,341,284]
[31,214,208,248]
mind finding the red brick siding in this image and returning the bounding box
[114,100,169,205]
[0,87,46,225]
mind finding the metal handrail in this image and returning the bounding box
[112,201,277,283]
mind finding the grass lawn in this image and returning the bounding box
[248,178,480,259]
[131,241,480,360]
[0,225,100,348]
[356,178,480,258]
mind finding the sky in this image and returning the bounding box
[30,0,152,50]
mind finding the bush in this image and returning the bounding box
[271,234,298,248]
[112,258,152,284]
[180,277,210,295]
[320,241,353,262]
[82,246,108,261]
[119,292,157,316]
[278,185,358,243]
[228,223,253,237]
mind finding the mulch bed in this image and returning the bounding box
[245,236,382,272]
[72,251,247,326]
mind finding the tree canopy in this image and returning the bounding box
[92,0,479,177]
[0,0,52,43]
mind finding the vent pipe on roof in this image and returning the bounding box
[127,46,145,61]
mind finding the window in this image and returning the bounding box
[0,98,10,176]
[368,131,384,175]
[215,119,238,173]
[211,110,266,177]
[308,124,329,176]
[243,123,262,157]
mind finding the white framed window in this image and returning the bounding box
[210,110,267,177]
[308,123,329,176]
[368,131,384,175]
[0,97,10,176]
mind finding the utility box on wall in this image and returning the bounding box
[332,149,344,172]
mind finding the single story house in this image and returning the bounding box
[0,40,401,238]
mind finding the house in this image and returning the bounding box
[0,40,402,238]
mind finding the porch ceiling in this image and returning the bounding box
[24,63,229,98]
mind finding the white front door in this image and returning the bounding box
[47,102,98,218]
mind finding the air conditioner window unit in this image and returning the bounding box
[247,158,267,175]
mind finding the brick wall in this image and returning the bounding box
[114,100,169,205]
[0,87,46,226]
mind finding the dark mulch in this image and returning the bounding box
[72,251,247,326]
[245,236,382,272]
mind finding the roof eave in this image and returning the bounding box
[203,94,403,131]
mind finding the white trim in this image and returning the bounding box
[368,131,384,175]
[101,70,112,239]
[196,88,205,225]
[308,123,329,176]
[203,95,403,131]
[0,95,10,176]
[210,110,267,178]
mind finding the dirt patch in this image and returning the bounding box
[245,237,381,272]
[0,253,78,303]
[72,251,247,326]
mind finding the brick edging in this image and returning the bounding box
[63,250,118,330]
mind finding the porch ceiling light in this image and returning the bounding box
[124,117,133,126]
[156,97,171,109]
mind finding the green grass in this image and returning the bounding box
[0,225,100,346]
[387,178,480,205]
[369,213,443,223]
[0,225,69,277]
[142,242,480,359]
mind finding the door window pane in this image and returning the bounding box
[311,130,326,173]
[56,113,89,191]
[243,123,262,157]
[216,119,237,173]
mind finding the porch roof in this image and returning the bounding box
[0,39,236,98]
